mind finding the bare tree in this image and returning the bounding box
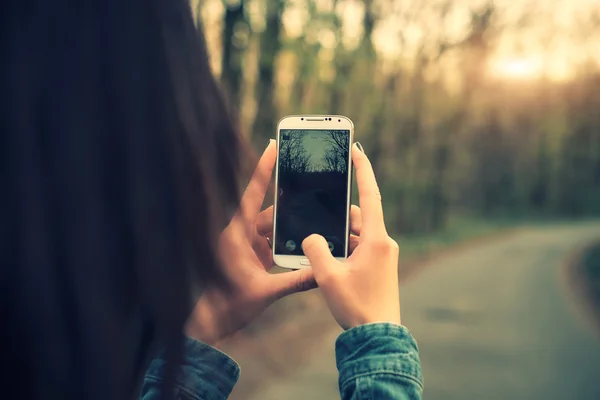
[322,130,348,151]
[320,130,349,173]
[279,130,312,174]
[323,147,346,172]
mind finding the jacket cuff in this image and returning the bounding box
[144,337,240,400]
[335,323,423,389]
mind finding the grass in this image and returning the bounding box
[581,243,600,310]
[392,214,600,260]
[394,215,519,260]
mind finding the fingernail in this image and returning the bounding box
[266,139,273,149]
[355,142,364,153]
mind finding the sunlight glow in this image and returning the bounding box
[489,58,544,80]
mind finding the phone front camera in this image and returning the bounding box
[301,117,304,120]
[338,119,341,122]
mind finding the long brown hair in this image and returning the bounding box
[0,0,245,398]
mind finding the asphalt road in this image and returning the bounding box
[247,222,600,400]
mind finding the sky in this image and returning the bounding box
[300,130,330,170]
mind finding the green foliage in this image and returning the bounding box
[584,244,600,281]
[396,215,516,259]
[581,243,600,312]
[206,0,600,235]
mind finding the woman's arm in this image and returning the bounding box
[141,338,239,400]
[336,323,423,400]
[302,144,424,399]
[141,142,315,399]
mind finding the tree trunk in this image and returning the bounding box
[221,1,247,116]
[252,0,284,146]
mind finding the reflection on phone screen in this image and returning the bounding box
[275,129,350,258]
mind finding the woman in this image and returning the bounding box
[0,0,423,399]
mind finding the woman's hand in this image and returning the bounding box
[302,143,401,330]
[185,140,317,347]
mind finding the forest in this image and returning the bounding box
[193,0,600,236]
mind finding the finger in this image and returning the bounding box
[349,234,360,254]
[350,205,362,236]
[302,234,340,283]
[238,140,276,221]
[269,268,317,300]
[352,143,386,237]
[253,234,274,270]
[256,206,274,236]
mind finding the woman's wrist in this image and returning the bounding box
[186,323,225,349]
[185,305,225,348]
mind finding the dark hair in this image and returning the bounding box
[0,0,245,398]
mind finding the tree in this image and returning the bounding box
[279,130,312,174]
[320,130,349,172]
[323,147,346,173]
[221,0,248,115]
[252,0,285,146]
[197,0,600,236]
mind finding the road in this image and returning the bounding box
[246,222,600,400]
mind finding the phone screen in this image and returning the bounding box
[275,129,351,258]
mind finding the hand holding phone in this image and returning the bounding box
[302,143,402,330]
[186,141,318,346]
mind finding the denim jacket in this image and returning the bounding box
[141,323,423,400]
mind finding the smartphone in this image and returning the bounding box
[272,115,354,269]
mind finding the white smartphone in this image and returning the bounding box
[272,115,354,269]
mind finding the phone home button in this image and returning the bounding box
[300,259,311,266]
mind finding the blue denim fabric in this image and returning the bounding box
[141,323,422,400]
[336,323,423,399]
[142,339,240,400]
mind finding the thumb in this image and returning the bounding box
[302,234,338,281]
[269,268,317,300]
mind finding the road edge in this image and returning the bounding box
[561,239,600,338]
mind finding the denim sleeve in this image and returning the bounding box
[141,337,240,400]
[336,323,423,400]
